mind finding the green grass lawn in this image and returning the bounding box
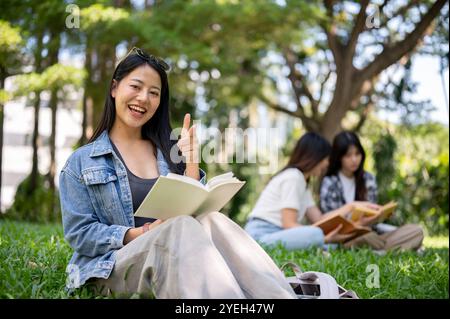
[0,220,448,299]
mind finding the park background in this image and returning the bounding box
[0,0,448,299]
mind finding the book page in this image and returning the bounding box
[165,173,206,189]
[377,201,398,222]
[134,176,208,219]
[351,201,398,222]
[351,206,378,221]
[205,172,235,190]
[195,181,245,215]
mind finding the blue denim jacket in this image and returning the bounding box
[59,130,206,289]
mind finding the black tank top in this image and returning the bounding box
[111,142,158,226]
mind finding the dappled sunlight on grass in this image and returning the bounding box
[423,236,449,248]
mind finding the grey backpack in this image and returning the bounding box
[281,262,359,299]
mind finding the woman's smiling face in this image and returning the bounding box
[111,64,162,130]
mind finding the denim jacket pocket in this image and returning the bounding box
[82,167,122,224]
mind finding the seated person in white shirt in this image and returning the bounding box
[244,132,378,251]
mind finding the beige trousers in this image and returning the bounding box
[343,224,424,251]
[94,212,297,299]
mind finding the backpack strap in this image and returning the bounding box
[338,285,359,299]
[280,261,303,278]
[281,262,360,299]
[301,272,340,299]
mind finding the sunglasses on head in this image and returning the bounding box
[122,47,170,71]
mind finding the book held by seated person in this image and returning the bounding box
[134,172,245,220]
[313,214,371,237]
[350,201,398,223]
[313,201,398,239]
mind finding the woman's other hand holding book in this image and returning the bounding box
[123,219,164,245]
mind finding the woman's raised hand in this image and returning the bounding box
[177,113,199,164]
[351,201,382,226]
[177,113,200,180]
[352,201,381,211]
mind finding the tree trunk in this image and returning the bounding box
[49,88,57,187]
[47,32,61,220]
[82,45,114,142]
[319,100,347,141]
[91,49,103,132]
[80,90,88,146]
[0,72,5,213]
[319,56,357,140]
[48,87,57,218]
[29,33,44,194]
[79,43,93,146]
[91,45,116,130]
[30,93,42,193]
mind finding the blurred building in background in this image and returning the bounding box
[1,92,82,212]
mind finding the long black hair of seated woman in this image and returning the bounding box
[326,131,367,200]
[88,50,185,175]
[277,132,331,181]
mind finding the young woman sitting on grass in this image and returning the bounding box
[59,47,297,299]
[244,132,379,251]
[320,131,424,251]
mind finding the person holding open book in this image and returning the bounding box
[319,131,424,251]
[244,132,380,251]
[59,47,297,299]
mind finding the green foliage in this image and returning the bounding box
[0,89,11,104]
[386,153,449,235]
[3,173,61,223]
[221,162,262,224]
[0,20,22,48]
[373,131,398,200]
[80,4,130,30]
[13,64,86,96]
[0,220,447,299]
[362,120,449,235]
[0,19,25,79]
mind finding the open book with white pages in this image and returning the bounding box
[134,172,245,220]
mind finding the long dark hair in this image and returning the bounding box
[326,131,367,200]
[279,132,331,180]
[88,51,185,174]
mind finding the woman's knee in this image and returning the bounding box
[293,226,325,249]
[258,226,324,250]
[404,224,425,241]
[146,215,201,239]
[141,215,209,251]
[308,226,325,245]
[197,211,225,223]
[138,215,192,236]
[168,215,201,230]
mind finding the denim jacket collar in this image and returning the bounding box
[90,130,113,158]
[89,130,168,172]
